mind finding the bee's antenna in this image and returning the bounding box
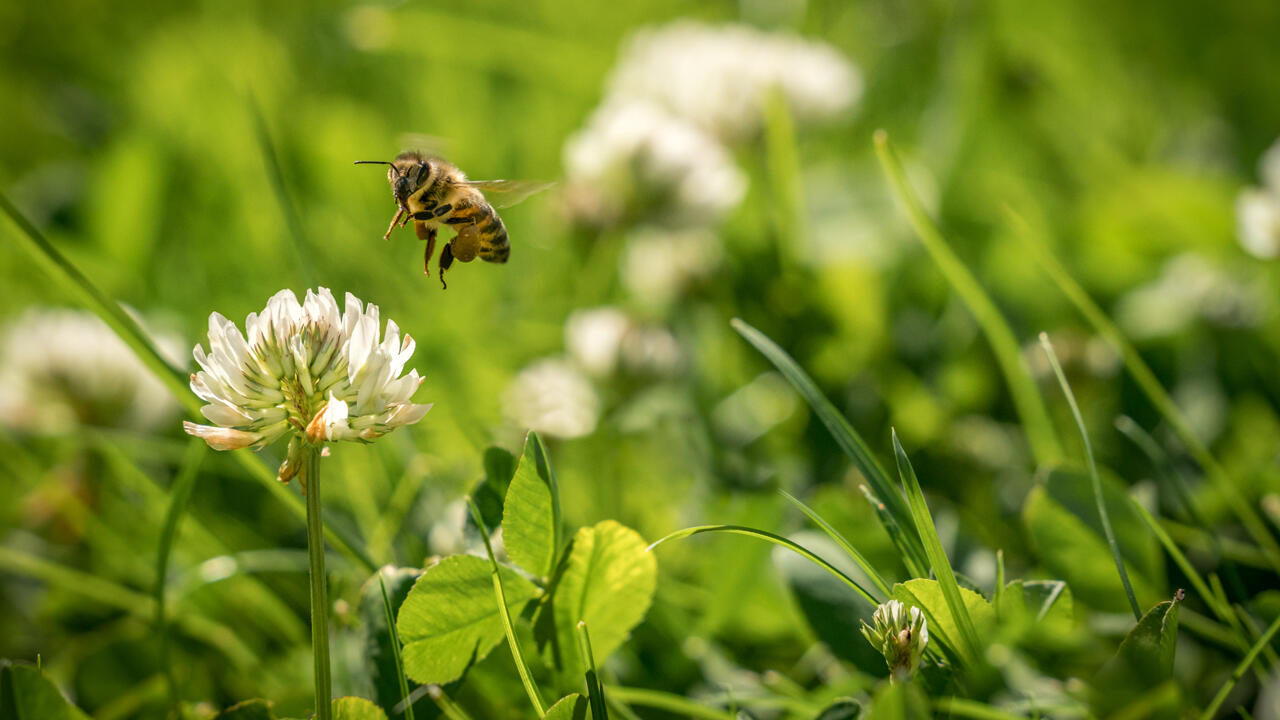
[354,160,393,166]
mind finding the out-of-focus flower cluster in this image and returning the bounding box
[563,20,861,231]
[528,21,859,445]
[183,287,430,481]
[502,306,683,440]
[1237,137,1280,259]
[0,308,182,433]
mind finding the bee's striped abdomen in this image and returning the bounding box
[474,205,510,264]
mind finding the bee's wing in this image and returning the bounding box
[395,133,453,157]
[460,179,556,209]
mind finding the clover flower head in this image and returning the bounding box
[860,600,928,680]
[1237,137,1280,260]
[502,358,599,439]
[562,100,747,228]
[608,20,862,140]
[183,287,430,481]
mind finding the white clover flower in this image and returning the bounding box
[566,307,632,377]
[1116,253,1264,339]
[0,308,181,433]
[608,20,862,140]
[183,287,430,481]
[860,599,928,680]
[1237,137,1280,260]
[502,358,599,439]
[562,100,747,228]
[620,226,724,308]
[1237,188,1280,260]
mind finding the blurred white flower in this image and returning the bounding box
[619,325,683,377]
[0,308,181,432]
[562,100,747,228]
[502,358,599,439]
[1237,188,1280,260]
[1116,253,1264,339]
[566,307,631,377]
[565,306,684,378]
[184,287,430,481]
[1237,137,1280,259]
[620,227,724,307]
[609,20,861,140]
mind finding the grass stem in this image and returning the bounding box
[304,446,332,720]
[1039,333,1141,621]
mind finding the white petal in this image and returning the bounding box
[184,422,261,450]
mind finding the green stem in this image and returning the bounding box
[1008,207,1280,573]
[873,131,1062,466]
[576,622,608,720]
[1200,612,1280,720]
[1040,333,1141,621]
[378,573,415,720]
[304,446,332,720]
[465,498,545,715]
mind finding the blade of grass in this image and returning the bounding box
[0,191,376,574]
[601,687,737,719]
[731,317,928,574]
[648,524,878,606]
[1200,612,1280,720]
[891,430,982,663]
[1039,333,1141,621]
[378,572,416,720]
[576,622,609,720]
[466,498,545,716]
[873,131,1062,466]
[154,438,206,710]
[426,686,476,720]
[1132,502,1262,677]
[0,546,256,667]
[1008,207,1280,573]
[249,95,315,287]
[994,549,1006,609]
[857,484,928,578]
[778,489,891,599]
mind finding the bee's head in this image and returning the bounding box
[355,152,433,208]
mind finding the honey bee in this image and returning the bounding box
[356,151,551,288]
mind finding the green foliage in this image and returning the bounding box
[892,432,983,663]
[0,662,90,720]
[892,579,995,665]
[215,699,276,720]
[541,694,588,720]
[1023,469,1162,612]
[359,567,429,720]
[503,431,562,578]
[552,521,656,675]
[1094,594,1184,716]
[332,697,390,720]
[396,556,540,685]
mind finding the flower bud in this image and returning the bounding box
[860,600,928,680]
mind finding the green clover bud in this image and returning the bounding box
[860,599,928,681]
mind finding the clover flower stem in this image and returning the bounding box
[303,445,333,720]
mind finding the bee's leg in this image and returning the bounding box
[416,223,437,276]
[382,208,404,241]
[439,242,454,290]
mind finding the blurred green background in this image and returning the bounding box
[3,0,1280,717]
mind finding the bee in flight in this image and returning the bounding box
[355,151,551,288]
